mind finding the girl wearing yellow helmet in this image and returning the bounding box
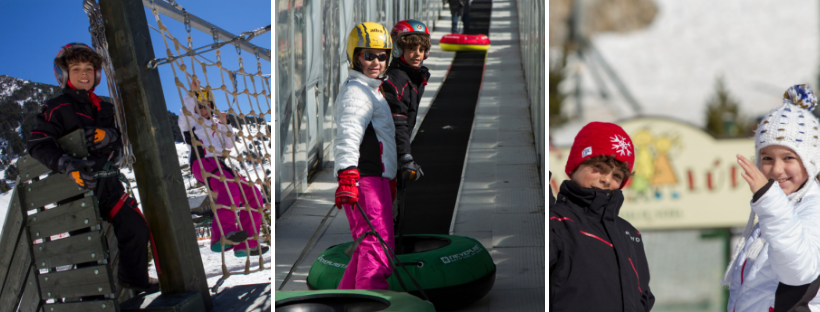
[333,22,398,290]
[179,79,268,258]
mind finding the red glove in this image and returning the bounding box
[389,178,397,202]
[335,168,360,209]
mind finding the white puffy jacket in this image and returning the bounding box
[333,69,397,179]
[728,179,820,312]
[178,94,234,159]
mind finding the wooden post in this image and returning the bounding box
[98,0,212,309]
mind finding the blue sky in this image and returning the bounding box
[0,1,271,120]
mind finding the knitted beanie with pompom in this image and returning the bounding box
[754,84,820,179]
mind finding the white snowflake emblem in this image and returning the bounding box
[610,135,632,156]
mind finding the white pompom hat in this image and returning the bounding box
[754,84,820,179]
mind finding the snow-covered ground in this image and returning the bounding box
[0,122,271,292]
[147,239,271,291]
[0,182,12,236]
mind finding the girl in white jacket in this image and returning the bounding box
[333,22,398,290]
[179,79,267,257]
[728,84,820,312]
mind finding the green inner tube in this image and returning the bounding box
[306,234,495,311]
[275,290,436,312]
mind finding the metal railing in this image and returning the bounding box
[275,0,444,217]
[515,0,546,188]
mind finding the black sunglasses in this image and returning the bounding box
[360,52,388,61]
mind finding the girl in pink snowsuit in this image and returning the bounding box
[179,80,268,257]
[333,22,398,290]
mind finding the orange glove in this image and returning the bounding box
[85,127,118,151]
[58,155,96,189]
[335,168,360,209]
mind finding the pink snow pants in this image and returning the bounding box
[192,158,264,250]
[338,176,394,290]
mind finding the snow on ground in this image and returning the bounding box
[0,185,12,238]
[0,164,12,240]
[147,239,271,290]
[123,139,271,291]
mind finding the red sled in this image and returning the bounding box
[439,34,491,52]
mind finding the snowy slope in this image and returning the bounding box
[0,75,61,107]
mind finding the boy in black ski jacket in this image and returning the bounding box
[549,122,654,312]
[26,43,158,293]
[383,19,432,187]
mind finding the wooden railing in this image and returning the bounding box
[0,129,127,312]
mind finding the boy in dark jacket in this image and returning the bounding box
[383,19,432,186]
[26,43,158,292]
[549,122,654,311]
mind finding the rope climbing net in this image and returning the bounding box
[144,1,272,282]
[84,0,136,170]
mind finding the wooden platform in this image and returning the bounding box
[211,283,270,312]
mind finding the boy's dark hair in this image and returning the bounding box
[397,34,431,53]
[573,155,634,177]
[55,48,103,71]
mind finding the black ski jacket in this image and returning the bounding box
[549,171,556,205]
[550,180,654,312]
[27,88,124,218]
[382,58,430,157]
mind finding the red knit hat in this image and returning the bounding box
[565,122,635,189]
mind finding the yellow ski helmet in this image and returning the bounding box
[195,89,215,105]
[346,22,392,69]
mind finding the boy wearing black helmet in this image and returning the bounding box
[26,43,159,293]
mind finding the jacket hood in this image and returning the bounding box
[558,180,624,220]
[348,68,385,89]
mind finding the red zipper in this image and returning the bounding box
[628,258,642,294]
[579,230,613,247]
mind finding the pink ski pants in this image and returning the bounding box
[192,158,264,250]
[338,176,394,290]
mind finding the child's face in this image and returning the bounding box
[759,145,808,195]
[68,61,95,91]
[358,48,389,78]
[197,101,213,119]
[402,45,425,67]
[571,162,625,191]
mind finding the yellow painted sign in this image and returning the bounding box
[550,117,756,229]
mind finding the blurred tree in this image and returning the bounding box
[705,77,750,138]
[0,180,9,193]
[5,164,17,181]
[549,46,569,128]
